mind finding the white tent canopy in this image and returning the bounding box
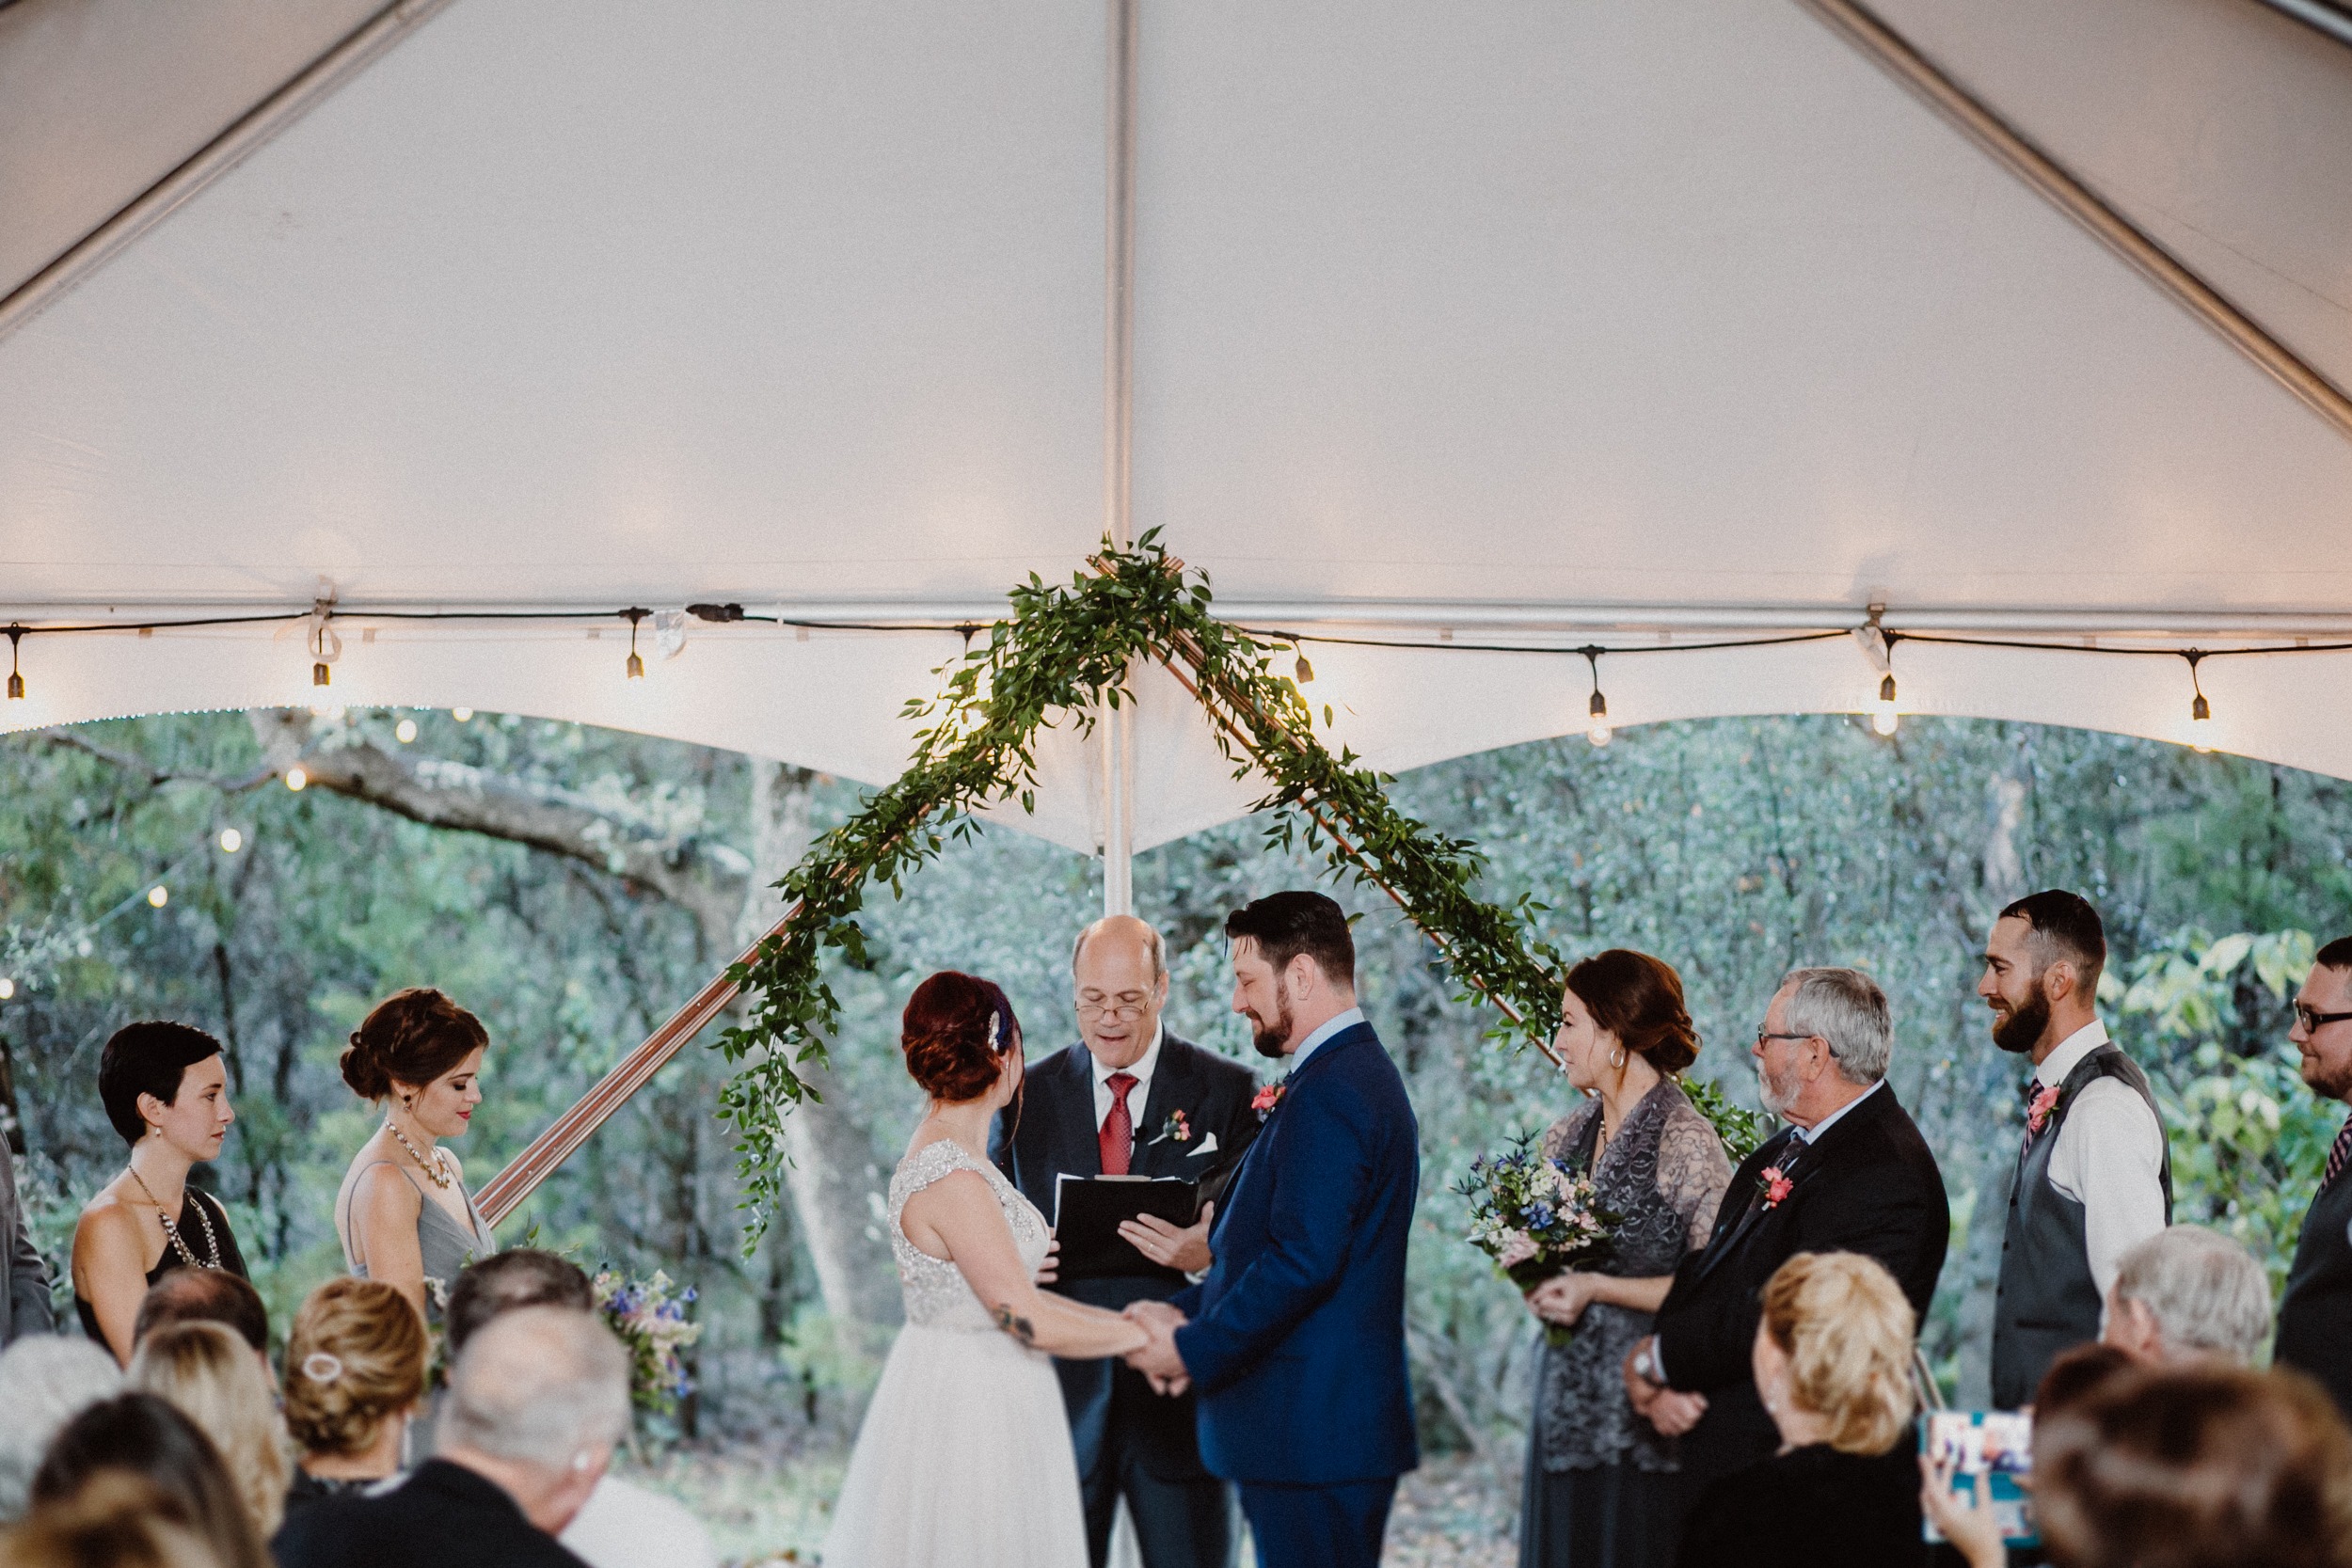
[3,0,2350,857]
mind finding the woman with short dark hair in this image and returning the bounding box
[332,988,499,1323]
[1519,950,1732,1568]
[71,1023,247,1365]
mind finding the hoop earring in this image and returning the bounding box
[1609,1047,1626,1069]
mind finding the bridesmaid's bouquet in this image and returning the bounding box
[1458,1133,1617,1345]
[594,1268,703,1415]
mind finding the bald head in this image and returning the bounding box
[439,1307,628,1469]
[1073,917,1170,1070]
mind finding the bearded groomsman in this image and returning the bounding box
[992,915,1260,1568]
[2271,936,2352,1418]
[1983,890,2172,1409]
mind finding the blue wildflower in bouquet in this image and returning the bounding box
[594,1268,703,1415]
[1457,1132,1617,1345]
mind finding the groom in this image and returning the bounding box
[1126,892,1420,1568]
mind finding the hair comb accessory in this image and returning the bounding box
[300,1352,345,1385]
[986,1011,1003,1054]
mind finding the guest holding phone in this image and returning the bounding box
[334,988,499,1324]
[71,1022,248,1365]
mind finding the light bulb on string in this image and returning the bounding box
[6,626,23,700]
[623,609,650,680]
[1579,646,1613,748]
[285,767,308,792]
[147,885,168,909]
[218,828,242,853]
[308,613,340,689]
[1295,650,1315,685]
[1872,673,1899,737]
[2185,651,2213,752]
[452,707,473,722]
[0,978,13,1000]
[395,718,418,744]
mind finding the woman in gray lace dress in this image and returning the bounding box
[1518,950,1732,1568]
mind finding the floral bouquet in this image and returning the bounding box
[1458,1132,1618,1345]
[594,1268,703,1416]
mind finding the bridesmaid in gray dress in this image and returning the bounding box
[333,988,499,1323]
[1518,951,1732,1568]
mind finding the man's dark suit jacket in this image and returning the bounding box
[271,1459,589,1568]
[991,1033,1260,1481]
[1654,1081,1948,1483]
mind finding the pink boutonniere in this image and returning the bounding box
[1757,1165,1794,1211]
[2023,1084,2066,1148]
[1149,1109,1194,1146]
[1251,1083,1287,1118]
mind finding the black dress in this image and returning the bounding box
[1520,1081,1732,1568]
[72,1188,248,1342]
[1672,1444,1926,1568]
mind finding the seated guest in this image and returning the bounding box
[2101,1225,2270,1368]
[7,1471,228,1568]
[280,1278,426,1514]
[135,1269,270,1360]
[131,1321,289,1541]
[31,1392,269,1568]
[72,1022,248,1365]
[2035,1365,2352,1568]
[272,1306,627,1568]
[0,1335,122,1520]
[1918,1342,2139,1566]
[2034,1340,2134,1415]
[1672,1252,1925,1568]
[442,1253,719,1568]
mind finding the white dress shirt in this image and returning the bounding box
[1290,1006,1366,1069]
[1791,1076,1883,1148]
[1092,1022,1166,1132]
[2033,1020,2168,1302]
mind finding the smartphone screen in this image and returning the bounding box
[1919,1410,2039,1544]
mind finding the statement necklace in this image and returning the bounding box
[128,1167,222,1271]
[386,1120,454,1190]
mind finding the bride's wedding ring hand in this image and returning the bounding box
[1119,1201,1215,1274]
[1033,1233,1059,1286]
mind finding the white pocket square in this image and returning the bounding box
[1191,1132,1219,1158]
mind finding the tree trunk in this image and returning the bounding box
[736,762,903,1333]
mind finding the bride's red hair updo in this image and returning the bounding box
[901,972,1021,1102]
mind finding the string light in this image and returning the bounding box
[452,707,473,722]
[623,608,649,680]
[2185,650,2213,752]
[218,828,242,853]
[1579,646,1612,747]
[1295,651,1315,685]
[395,718,418,744]
[7,625,22,700]
[285,767,308,792]
[1873,673,1899,737]
[147,885,168,909]
[0,978,13,1000]
[308,605,341,689]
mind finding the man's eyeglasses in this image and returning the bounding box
[2296,1005,2352,1033]
[1756,1030,1815,1050]
[1078,1000,1152,1021]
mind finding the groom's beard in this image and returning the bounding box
[1247,983,1295,1059]
[1992,985,2051,1055]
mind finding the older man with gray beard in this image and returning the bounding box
[1621,966,1948,1553]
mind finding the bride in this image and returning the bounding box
[824,971,1150,1568]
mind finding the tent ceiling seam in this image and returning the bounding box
[0,0,457,347]
[1798,0,2352,445]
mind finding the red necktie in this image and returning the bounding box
[1101,1071,1138,1175]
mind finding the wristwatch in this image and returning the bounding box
[1632,1339,1662,1383]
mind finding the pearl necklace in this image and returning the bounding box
[386,1119,454,1190]
[128,1167,222,1270]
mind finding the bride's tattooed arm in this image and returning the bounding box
[993,1303,1037,1348]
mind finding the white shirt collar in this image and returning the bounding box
[1291,1006,1366,1069]
[2034,1019,2110,1088]
[1793,1075,1884,1144]
[1092,1022,1165,1088]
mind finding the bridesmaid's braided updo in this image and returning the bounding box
[900,972,1022,1103]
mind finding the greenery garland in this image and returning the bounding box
[716,533,1764,1243]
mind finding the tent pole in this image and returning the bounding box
[1099,0,1140,919]
[1798,0,2352,445]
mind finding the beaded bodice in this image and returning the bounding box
[888,1139,1051,1331]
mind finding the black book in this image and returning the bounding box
[1054,1174,1200,1284]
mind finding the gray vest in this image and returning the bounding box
[2275,1157,2352,1419]
[1990,1041,2172,1409]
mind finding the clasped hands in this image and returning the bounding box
[1121,1300,1191,1397]
[1621,1335,1708,1437]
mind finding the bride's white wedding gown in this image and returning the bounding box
[821,1138,1090,1568]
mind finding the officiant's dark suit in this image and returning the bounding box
[1645,974,1947,1544]
[993,1027,1260,1568]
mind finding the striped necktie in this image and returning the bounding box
[2325,1116,2352,1192]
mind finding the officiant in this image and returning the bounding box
[993,916,1261,1568]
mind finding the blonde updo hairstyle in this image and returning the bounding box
[127,1323,287,1543]
[1758,1251,1917,1455]
[341,987,486,1102]
[280,1278,426,1459]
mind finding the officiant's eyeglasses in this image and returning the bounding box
[1756,1030,1817,1050]
[2296,1005,2352,1033]
[1078,1000,1151,1020]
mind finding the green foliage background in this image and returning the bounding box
[3,700,2349,1452]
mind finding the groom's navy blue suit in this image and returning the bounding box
[1169,1015,1420,1568]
